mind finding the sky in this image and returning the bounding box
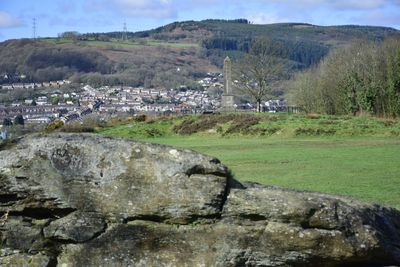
[0,0,400,41]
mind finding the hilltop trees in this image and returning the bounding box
[290,37,400,117]
[234,37,286,112]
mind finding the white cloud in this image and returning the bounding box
[0,11,22,28]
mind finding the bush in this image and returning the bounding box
[60,122,95,133]
[224,116,261,135]
[145,128,163,137]
[173,114,240,135]
[306,114,321,120]
[253,127,281,136]
[44,120,64,133]
[135,114,147,122]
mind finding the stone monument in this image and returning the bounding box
[221,56,236,111]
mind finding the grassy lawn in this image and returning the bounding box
[98,114,400,209]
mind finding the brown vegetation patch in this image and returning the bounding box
[172,113,274,136]
[224,116,261,135]
[173,114,254,135]
[294,127,336,136]
[306,114,321,119]
[252,127,282,136]
[380,118,398,127]
[60,123,95,133]
[318,120,340,125]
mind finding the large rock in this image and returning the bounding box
[0,133,399,266]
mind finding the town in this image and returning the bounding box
[0,73,288,129]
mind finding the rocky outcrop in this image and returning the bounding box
[0,133,399,266]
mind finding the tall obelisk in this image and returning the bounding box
[221,56,235,111]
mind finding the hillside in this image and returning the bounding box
[128,20,400,66]
[0,19,399,88]
[0,38,217,89]
[145,20,399,44]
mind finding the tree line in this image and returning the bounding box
[290,37,400,117]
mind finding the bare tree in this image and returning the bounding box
[234,37,286,112]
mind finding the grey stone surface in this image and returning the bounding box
[221,95,236,112]
[0,252,50,267]
[43,211,106,243]
[0,133,399,266]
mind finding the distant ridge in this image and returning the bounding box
[0,19,399,88]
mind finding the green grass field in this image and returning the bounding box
[98,114,400,209]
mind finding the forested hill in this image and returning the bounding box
[142,20,399,44]
[129,19,399,66]
[106,19,399,46]
[83,20,400,67]
[1,19,399,88]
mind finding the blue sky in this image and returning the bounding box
[1,0,400,41]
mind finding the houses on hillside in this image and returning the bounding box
[0,80,71,90]
[0,72,293,125]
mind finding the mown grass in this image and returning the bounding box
[98,113,400,209]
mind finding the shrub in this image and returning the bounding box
[224,116,261,135]
[135,114,147,122]
[380,118,398,127]
[306,113,321,119]
[60,122,95,133]
[294,127,336,136]
[145,128,163,137]
[44,120,64,133]
[253,127,281,136]
[173,114,247,135]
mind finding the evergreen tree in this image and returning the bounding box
[2,118,13,126]
[14,114,25,126]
